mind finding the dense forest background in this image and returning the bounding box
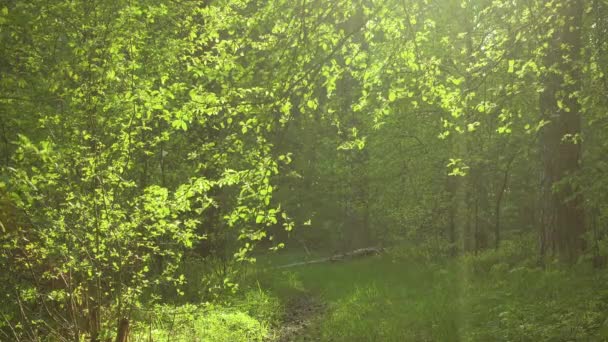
[1,0,608,341]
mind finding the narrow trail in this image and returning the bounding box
[272,293,325,342]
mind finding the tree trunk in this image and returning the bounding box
[539,0,585,262]
[115,318,129,342]
[495,153,517,250]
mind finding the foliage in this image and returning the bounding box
[1,0,607,339]
[0,0,288,339]
[461,234,538,275]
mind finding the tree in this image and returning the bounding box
[538,0,585,261]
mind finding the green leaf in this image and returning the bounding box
[306,99,317,109]
[172,119,188,131]
[449,77,463,86]
[467,122,480,132]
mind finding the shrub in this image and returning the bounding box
[462,234,537,275]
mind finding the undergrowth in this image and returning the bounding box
[130,286,281,341]
[130,237,608,341]
[251,236,608,341]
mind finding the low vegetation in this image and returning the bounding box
[120,237,608,341]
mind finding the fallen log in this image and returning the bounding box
[276,247,382,269]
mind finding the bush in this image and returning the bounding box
[462,234,537,275]
[168,256,248,304]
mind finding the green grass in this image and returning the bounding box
[255,254,466,341]
[129,245,608,341]
[250,248,608,341]
[129,302,272,342]
[129,287,282,342]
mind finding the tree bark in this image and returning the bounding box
[495,153,517,250]
[539,0,585,261]
[115,318,129,342]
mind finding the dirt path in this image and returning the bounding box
[271,293,325,342]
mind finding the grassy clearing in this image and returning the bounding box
[255,254,465,341]
[129,244,608,341]
[250,246,608,341]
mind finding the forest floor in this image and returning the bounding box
[272,292,324,341]
[252,248,608,341]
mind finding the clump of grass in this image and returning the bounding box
[130,303,269,342]
[240,285,284,326]
[130,285,283,341]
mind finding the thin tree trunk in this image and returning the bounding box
[495,153,517,250]
[115,318,129,342]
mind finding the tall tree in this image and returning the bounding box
[539,0,585,261]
